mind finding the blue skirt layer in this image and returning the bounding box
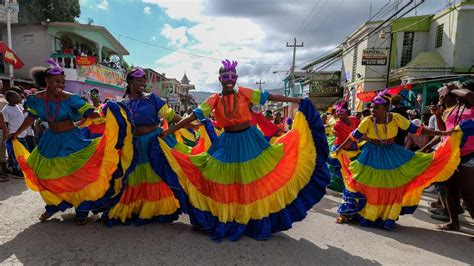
[158,98,330,241]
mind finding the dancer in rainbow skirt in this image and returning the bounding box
[334,90,462,229]
[104,68,185,225]
[159,59,330,241]
[79,88,106,139]
[327,101,360,193]
[8,60,133,225]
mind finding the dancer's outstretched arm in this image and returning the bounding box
[161,113,197,138]
[267,94,301,104]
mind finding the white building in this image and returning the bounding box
[341,0,474,110]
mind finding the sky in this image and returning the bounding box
[78,0,452,92]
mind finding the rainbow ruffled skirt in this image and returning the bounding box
[335,130,463,229]
[10,102,134,217]
[160,99,330,241]
[105,128,180,225]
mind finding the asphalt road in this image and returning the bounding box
[1,179,473,265]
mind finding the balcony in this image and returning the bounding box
[48,54,126,89]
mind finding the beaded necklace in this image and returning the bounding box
[43,90,62,123]
[221,90,238,118]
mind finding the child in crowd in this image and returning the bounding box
[2,91,27,177]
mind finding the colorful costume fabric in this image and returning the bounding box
[81,105,106,139]
[10,95,133,218]
[105,93,180,225]
[327,116,360,192]
[250,111,282,141]
[160,87,330,241]
[335,113,462,229]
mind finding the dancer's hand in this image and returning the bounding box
[7,131,17,140]
[442,129,456,136]
[160,129,170,139]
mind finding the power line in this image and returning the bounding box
[116,33,293,67]
[293,0,323,37]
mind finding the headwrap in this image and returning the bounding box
[372,90,392,105]
[219,59,238,83]
[127,67,146,79]
[285,117,293,125]
[44,58,64,75]
[335,100,348,116]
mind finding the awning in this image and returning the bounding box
[0,42,24,69]
[357,83,413,102]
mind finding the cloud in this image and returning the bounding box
[97,0,109,10]
[148,0,450,93]
[160,24,189,47]
[143,6,151,14]
[142,0,203,21]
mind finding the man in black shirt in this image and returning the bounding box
[390,94,409,146]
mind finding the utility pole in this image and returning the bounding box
[6,3,14,86]
[256,79,265,91]
[286,37,303,118]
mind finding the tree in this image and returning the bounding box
[18,0,81,23]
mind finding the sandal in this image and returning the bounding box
[39,212,53,222]
[336,215,349,224]
[435,223,460,231]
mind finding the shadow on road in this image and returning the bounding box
[0,179,27,201]
[342,220,474,264]
[0,218,380,265]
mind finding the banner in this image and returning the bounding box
[362,48,388,66]
[0,42,24,69]
[75,56,97,66]
[77,64,125,88]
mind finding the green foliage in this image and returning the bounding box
[18,0,81,23]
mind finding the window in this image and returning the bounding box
[351,44,358,83]
[23,34,33,44]
[435,24,444,48]
[401,32,414,67]
[0,54,5,74]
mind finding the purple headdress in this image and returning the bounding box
[372,89,392,105]
[335,100,348,116]
[222,59,238,72]
[129,67,146,78]
[44,58,64,75]
[219,59,238,83]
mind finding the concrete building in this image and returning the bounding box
[341,0,474,110]
[143,68,168,98]
[5,21,129,100]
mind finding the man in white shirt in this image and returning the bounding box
[2,91,27,177]
[0,81,10,181]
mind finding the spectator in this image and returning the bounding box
[390,94,409,146]
[405,118,429,151]
[2,91,27,177]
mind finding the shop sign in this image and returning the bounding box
[362,48,388,65]
[168,93,179,104]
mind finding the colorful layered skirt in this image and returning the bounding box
[10,102,134,218]
[105,128,180,225]
[334,130,463,229]
[159,99,330,241]
[327,143,359,193]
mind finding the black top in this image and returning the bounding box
[390,106,409,146]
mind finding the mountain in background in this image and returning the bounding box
[191,88,284,104]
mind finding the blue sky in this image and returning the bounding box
[78,0,450,92]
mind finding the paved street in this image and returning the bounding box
[1,179,473,265]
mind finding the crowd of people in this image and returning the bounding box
[324,81,473,233]
[3,58,473,241]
